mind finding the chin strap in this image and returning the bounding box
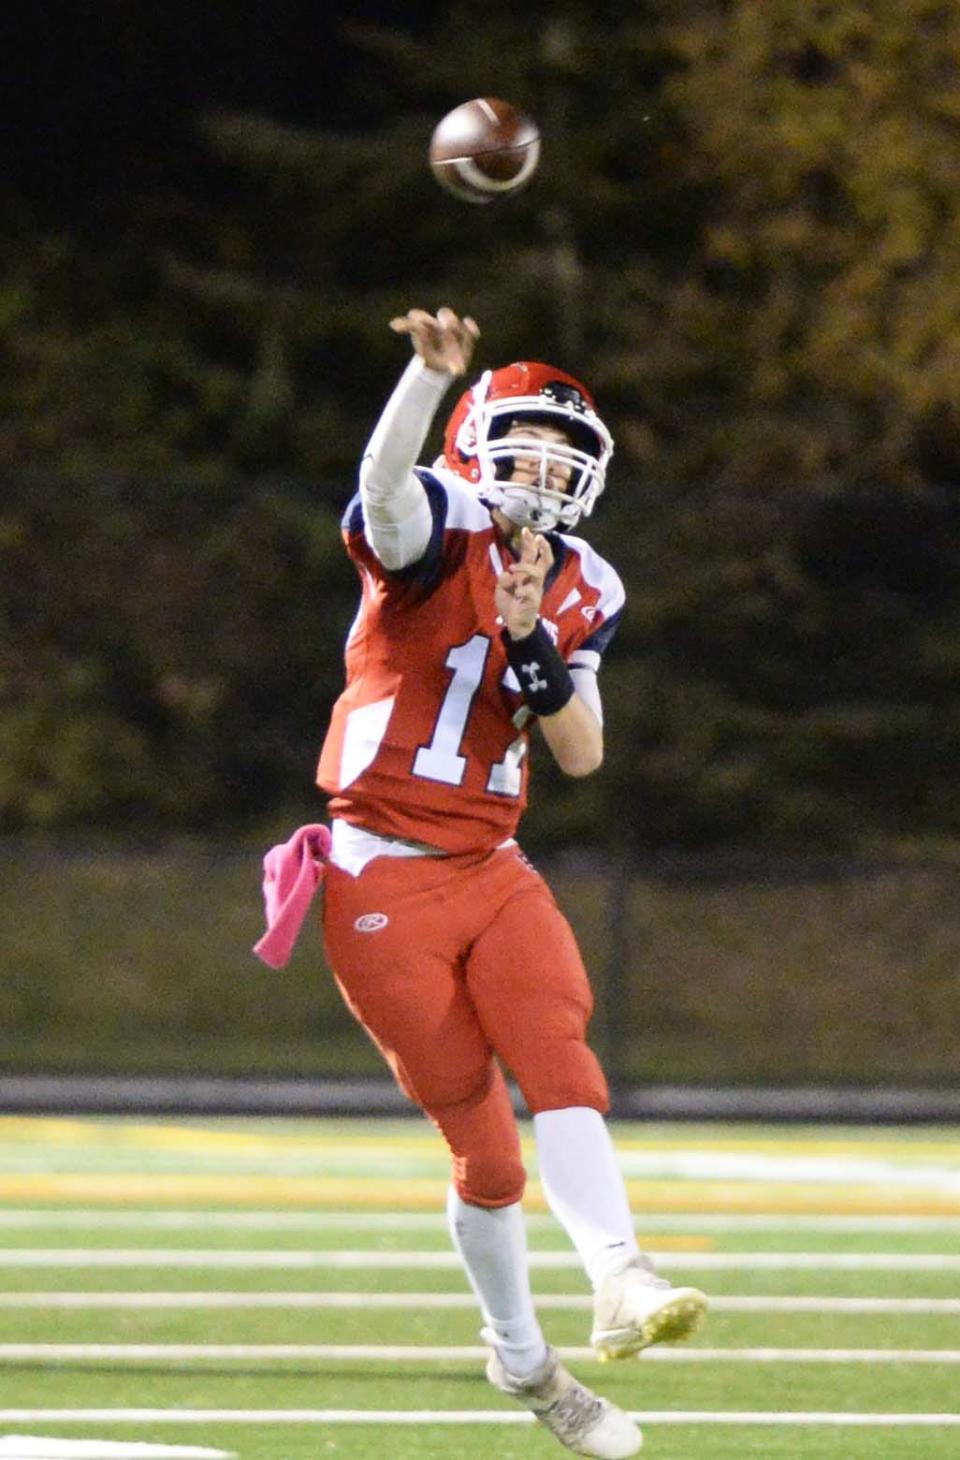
[497,487,563,532]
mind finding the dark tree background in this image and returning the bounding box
[3,0,960,854]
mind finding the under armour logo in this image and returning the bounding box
[522,661,548,693]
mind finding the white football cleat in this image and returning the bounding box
[591,1259,708,1360]
[485,1338,643,1458]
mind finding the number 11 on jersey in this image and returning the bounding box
[412,634,526,797]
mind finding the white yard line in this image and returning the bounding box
[2,1344,960,1363]
[613,1152,960,1189]
[712,1295,960,1313]
[1,1291,959,1314]
[0,1444,233,1459]
[0,1248,959,1269]
[2,1211,960,1232]
[2,1410,960,1428]
[1,1144,957,1187]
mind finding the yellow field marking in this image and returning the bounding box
[0,1117,100,1146]
[2,1173,960,1215]
[0,1118,440,1158]
[0,1175,441,1206]
[1,1117,957,1163]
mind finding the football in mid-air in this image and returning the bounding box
[429,97,540,204]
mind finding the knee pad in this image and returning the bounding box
[452,1148,527,1208]
[427,1066,527,1208]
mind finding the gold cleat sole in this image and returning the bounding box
[592,1287,709,1361]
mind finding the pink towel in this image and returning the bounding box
[252,823,331,969]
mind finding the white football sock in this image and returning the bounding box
[534,1106,642,1289]
[446,1185,549,1376]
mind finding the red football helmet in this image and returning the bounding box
[438,361,614,531]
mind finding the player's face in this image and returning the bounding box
[503,422,573,492]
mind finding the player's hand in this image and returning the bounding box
[389,306,480,376]
[496,526,554,638]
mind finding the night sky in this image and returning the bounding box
[6,3,445,226]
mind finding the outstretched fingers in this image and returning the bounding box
[389,306,480,375]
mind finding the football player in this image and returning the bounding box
[317,307,707,1459]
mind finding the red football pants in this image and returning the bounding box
[321,844,609,1207]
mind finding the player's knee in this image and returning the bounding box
[519,1038,610,1116]
[452,1149,526,1208]
[427,1067,527,1206]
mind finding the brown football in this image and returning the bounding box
[429,97,540,205]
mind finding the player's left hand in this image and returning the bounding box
[496,526,553,638]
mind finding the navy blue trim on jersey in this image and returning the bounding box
[341,472,449,593]
[342,492,364,535]
[398,468,448,591]
[581,604,623,659]
[543,532,567,591]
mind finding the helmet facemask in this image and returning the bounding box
[484,418,606,531]
[449,370,613,532]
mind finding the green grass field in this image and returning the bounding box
[0,1115,958,1459]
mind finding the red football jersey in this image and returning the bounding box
[316,468,625,853]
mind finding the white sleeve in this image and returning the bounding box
[570,665,603,727]
[358,356,453,570]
